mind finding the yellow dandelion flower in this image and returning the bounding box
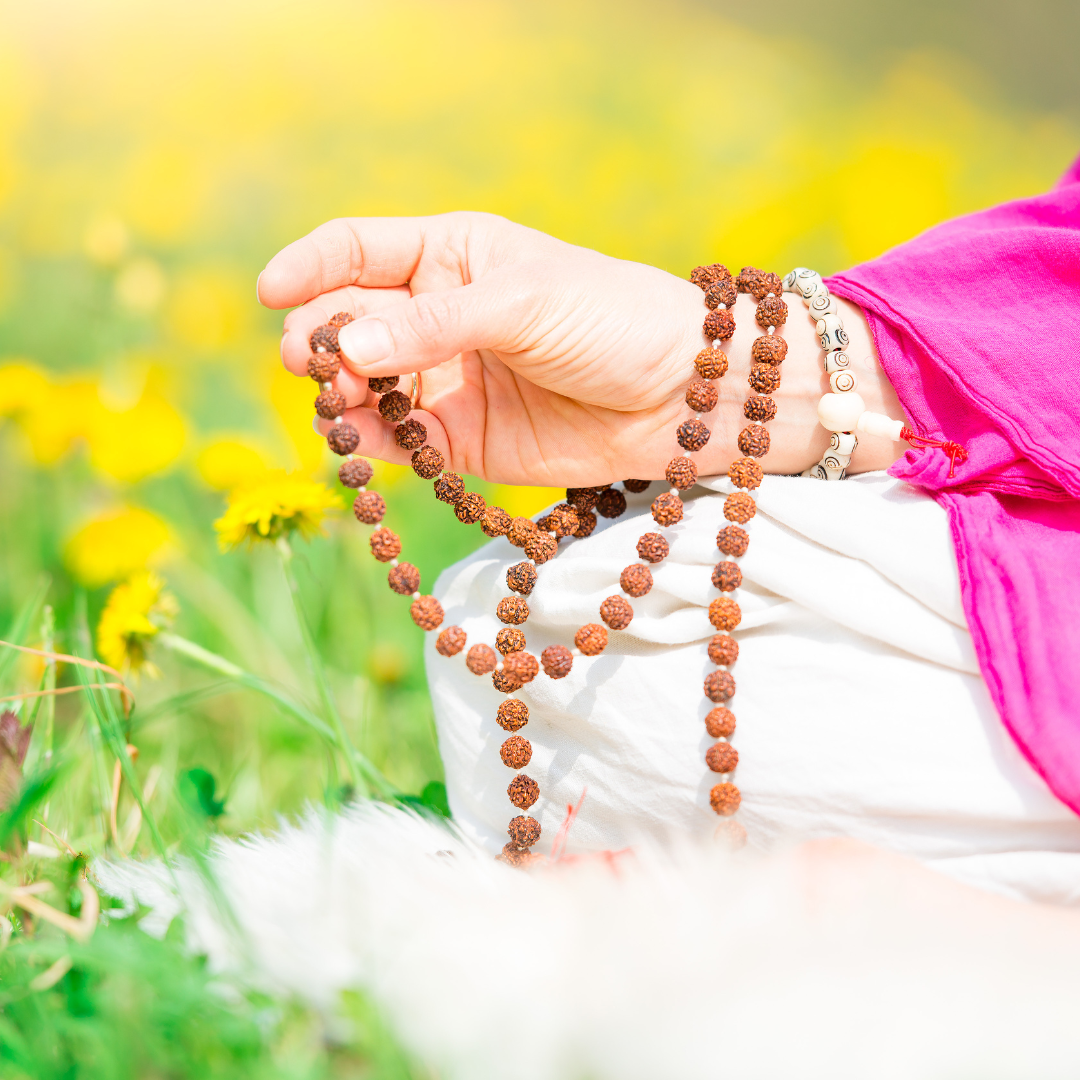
[65,507,172,588]
[196,438,271,491]
[214,470,341,550]
[96,571,178,678]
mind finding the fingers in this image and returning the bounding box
[316,405,450,471]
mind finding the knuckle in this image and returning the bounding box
[406,293,456,347]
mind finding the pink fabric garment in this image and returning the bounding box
[826,152,1080,816]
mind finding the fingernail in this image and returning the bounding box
[312,415,323,435]
[256,270,265,305]
[338,318,392,366]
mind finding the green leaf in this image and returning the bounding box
[181,768,225,820]
[420,781,451,818]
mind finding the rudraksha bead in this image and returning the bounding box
[620,563,653,597]
[434,472,465,504]
[508,774,539,810]
[307,352,341,382]
[748,363,781,394]
[309,325,340,353]
[599,595,633,630]
[709,782,741,816]
[728,457,763,491]
[497,698,529,732]
[497,596,529,625]
[711,561,743,592]
[724,493,756,524]
[705,670,736,703]
[508,517,538,548]
[575,623,608,655]
[353,491,387,524]
[409,595,444,631]
[541,645,573,679]
[503,650,539,684]
[466,644,498,675]
[436,625,467,657]
[596,488,627,519]
[677,418,710,452]
[690,263,730,289]
[748,271,783,301]
[703,309,735,341]
[716,525,749,557]
[368,375,400,394]
[574,511,597,539]
[666,456,698,490]
[481,506,512,538]
[708,634,739,666]
[706,742,739,774]
[694,348,728,381]
[369,527,401,562]
[756,296,788,328]
[506,561,538,595]
[547,503,579,538]
[524,532,557,564]
[709,597,742,631]
[395,418,427,450]
[622,479,651,493]
[535,512,553,533]
[496,628,526,655]
[736,266,765,294]
[744,395,777,423]
[328,311,354,328]
[686,381,718,413]
[704,279,738,310]
[651,492,683,527]
[751,335,788,365]
[327,423,360,456]
[411,446,444,479]
[378,389,411,422]
[508,815,541,848]
[314,389,347,419]
[566,486,603,512]
[339,458,374,488]
[705,706,736,739]
[455,492,486,524]
[497,843,537,868]
[388,562,420,595]
[637,532,669,563]
[737,424,770,458]
[501,735,532,769]
[493,669,524,694]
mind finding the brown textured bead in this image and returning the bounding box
[411,445,444,479]
[353,491,387,525]
[716,525,750,557]
[566,486,604,512]
[497,596,530,625]
[395,418,427,450]
[710,782,741,816]
[497,842,537,868]
[508,815,541,848]
[409,595,444,631]
[493,668,524,694]
[497,698,529,732]
[503,650,539,684]
[500,735,532,769]
[434,472,465,505]
[724,493,756,524]
[706,742,739,774]
[535,512,553,534]
[328,311,354,328]
[706,706,736,739]
[637,532,669,563]
[508,774,539,810]
[728,457,764,491]
[711,561,743,592]
[573,511,597,539]
[690,263,730,289]
[694,348,728,381]
[736,266,765,294]
[369,527,401,562]
[466,644,498,675]
[704,278,738,309]
[309,324,340,353]
[738,424,771,458]
[481,506,512,538]
[677,418,711,452]
[524,532,558,564]
[507,517,538,548]
[666,456,698,490]
[307,352,341,382]
[599,595,633,630]
[622,479,651,494]
[314,389,347,419]
[620,563,653,597]
[709,597,742,631]
[751,335,788,365]
[651,492,683,527]
[327,423,360,456]
[339,458,374,488]
[541,645,573,679]
[495,627,526,655]
[506,561,538,595]
[368,375,400,394]
[596,488,627,519]
[455,492,486,524]
[748,363,781,394]
[575,623,608,655]
[547,503,579,538]
[756,297,788,328]
[378,389,411,422]
[388,562,420,595]
[705,670,736,702]
[708,634,739,666]
[703,308,735,341]
[744,395,777,423]
[436,625,467,656]
[685,380,719,413]
[748,271,783,301]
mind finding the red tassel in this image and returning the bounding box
[900,425,969,479]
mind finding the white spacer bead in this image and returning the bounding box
[670,487,679,496]
[411,591,421,600]
[358,485,366,492]
[829,369,858,393]
[817,391,866,432]
[766,326,775,336]
[823,350,850,373]
[321,382,332,391]
[857,411,906,441]
[346,453,355,460]
[390,558,399,567]
[333,415,343,425]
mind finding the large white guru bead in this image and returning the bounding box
[857,410,906,440]
[817,391,866,432]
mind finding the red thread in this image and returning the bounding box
[900,425,969,479]
[549,788,587,862]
